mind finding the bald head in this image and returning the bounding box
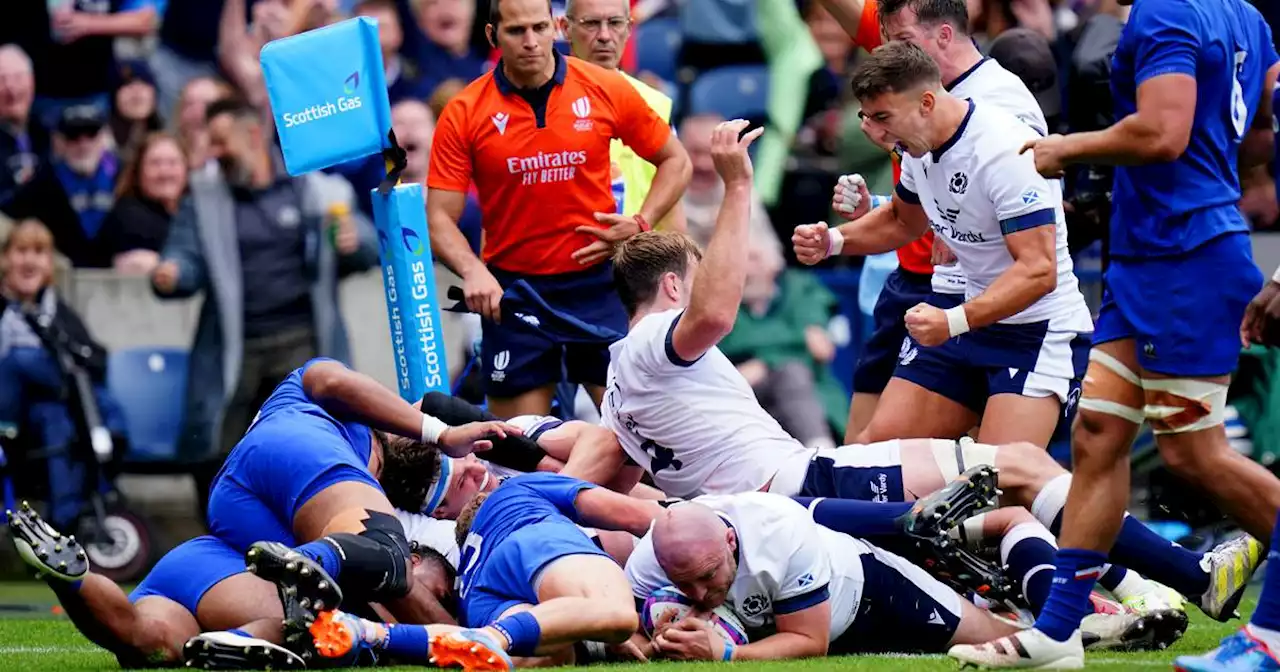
[0,44,34,126]
[653,503,730,578]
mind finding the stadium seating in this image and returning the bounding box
[106,348,189,467]
[686,64,770,123]
[635,17,682,85]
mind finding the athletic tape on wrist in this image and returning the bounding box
[421,414,448,445]
[722,640,735,661]
[827,229,845,258]
[944,305,970,337]
[1272,263,1280,284]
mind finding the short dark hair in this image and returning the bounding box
[354,0,397,15]
[377,432,442,514]
[611,231,704,316]
[411,544,459,617]
[877,0,969,32]
[204,96,258,125]
[850,41,943,102]
[488,0,554,26]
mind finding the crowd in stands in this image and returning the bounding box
[0,0,1277,511]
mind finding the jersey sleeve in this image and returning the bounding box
[624,531,667,604]
[895,156,922,206]
[253,357,337,423]
[628,310,705,373]
[980,141,1059,236]
[427,97,474,192]
[512,473,598,523]
[604,72,672,162]
[396,509,460,566]
[854,0,884,51]
[772,505,833,614]
[1131,1,1201,86]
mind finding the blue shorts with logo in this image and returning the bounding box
[830,546,962,654]
[129,535,246,615]
[461,521,609,627]
[852,270,937,394]
[800,442,908,503]
[1095,232,1260,377]
[481,264,628,397]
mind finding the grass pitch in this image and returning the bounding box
[0,581,1251,670]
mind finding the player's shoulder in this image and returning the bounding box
[625,308,682,346]
[618,72,674,120]
[567,57,643,103]
[694,492,808,523]
[1126,0,1205,34]
[967,102,1040,153]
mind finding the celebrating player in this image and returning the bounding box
[287,473,663,670]
[561,0,686,232]
[426,0,690,421]
[7,503,456,670]
[794,41,1091,450]
[949,0,1280,667]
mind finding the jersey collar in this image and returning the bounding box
[494,50,567,96]
[933,98,976,163]
[945,57,989,93]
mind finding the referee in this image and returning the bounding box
[561,0,687,233]
[427,0,691,420]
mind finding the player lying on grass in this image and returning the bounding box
[200,357,520,632]
[622,489,1157,661]
[253,473,664,671]
[6,503,456,669]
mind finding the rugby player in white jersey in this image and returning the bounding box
[795,39,1090,451]
[588,91,1253,629]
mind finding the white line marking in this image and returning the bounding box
[0,646,103,654]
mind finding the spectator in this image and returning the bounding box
[109,60,163,163]
[718,240,843,448]
[393,99,483,254]
[0,219,128,530]
[100,132,188,275]
[3,104,121,269]
[986,27,1062,134]
[0,1,162,131]
[151,0,229,118]
[0,45,46,210]
[357,0,432,104]
[150,97,378,512]
[678,113,781,257]
[411,0,490,98]
[171,76,236,177]
[427,77,467,120]
[219,0,344,109]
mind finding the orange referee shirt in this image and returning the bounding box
[855,0,933,276]
[429,52,671,276]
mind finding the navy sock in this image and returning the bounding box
[1035,548,1106,642]
[1050,511,1207,598]
[1251,510,1280,631]
[1097,564,1125,592]
[229,628,254,639]
[293,540,342,580]
[794,497,914,537]
[1001,524,1057,616]
[384,624,433,663]
[492,612,541,656]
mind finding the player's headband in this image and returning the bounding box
[421,456,454,515]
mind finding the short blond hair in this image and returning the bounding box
[454,492,492,547]
[612,230,703,316]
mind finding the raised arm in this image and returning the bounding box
[668,121,764,363]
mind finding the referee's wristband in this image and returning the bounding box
[826,228,845,258]
[1272,263,1280,284]
[944,305,970,337]
[722,640,735,661]
[421,414,449,445]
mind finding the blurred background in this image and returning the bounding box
[0,0,1277,584]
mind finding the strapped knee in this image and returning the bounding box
[326,510,413,600]
[1077,350,1145,424]
[1141,377,1228,435]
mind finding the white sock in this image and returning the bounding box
[1108,568,1156,602]
[1030,473,1071,530]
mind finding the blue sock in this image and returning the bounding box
[229,628,254,639]
[292,540,342,580]
[491,612,541,656]
[384,624,433,663]
[1035,548,1107,642]
[1097,564,1125,593]
[794,497,914,537]
[1001,526,1057,616]
[1050,511,1208,597]
[1250,511,1280,631]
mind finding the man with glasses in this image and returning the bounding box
[562,0,686,233]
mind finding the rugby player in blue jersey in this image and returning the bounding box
[950,0,1280,667]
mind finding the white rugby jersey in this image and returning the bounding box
[900,101,1091,329]
[396,509,460,566]
[932,58,1049,296]
[601,309,814,499]
[625,492,867,640]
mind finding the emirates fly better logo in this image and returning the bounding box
[280,70,365,128]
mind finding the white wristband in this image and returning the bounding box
[421,414,449,445]
[944,305,970,337]
[827,228,845,258]
[1272,263,1280,284]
